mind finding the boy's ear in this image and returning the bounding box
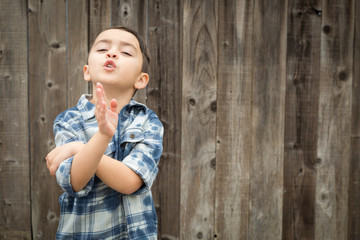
[83,65,91,82]
[134,73,149,90]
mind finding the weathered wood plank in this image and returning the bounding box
[249,0,287,239]
[348,0,360,238]
[147,0,182,238]
[88,0,111,95]
[67,0,89,106]
[282,1,322,239]
[315,0,355,239]
[0,0,31,239]
[111,0,147,104]
[181,0,217,238]
[89,0,112,47]
[28,0,66,238]
[214,0,253,238]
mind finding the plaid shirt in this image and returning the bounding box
[54,95,163,239]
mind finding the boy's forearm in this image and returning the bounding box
[70,131,112,192]
[95,157,143,195]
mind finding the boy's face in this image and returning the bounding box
[84,29,146,92]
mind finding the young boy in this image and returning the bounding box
[46,26,163,239]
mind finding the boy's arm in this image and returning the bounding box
[95,156,143,194]
[47,143,143,194]
[46,142,84,176]
[96,115,163,195]
[70,83,118,192]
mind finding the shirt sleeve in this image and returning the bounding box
[122,115,164,195]
[53,116,95,198]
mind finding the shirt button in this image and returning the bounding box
[130,134,135,139]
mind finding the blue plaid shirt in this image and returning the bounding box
[54,95,163,239]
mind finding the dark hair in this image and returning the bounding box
[91,26,151,73]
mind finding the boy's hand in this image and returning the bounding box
[46,142,84,176]
[95,82,118,138]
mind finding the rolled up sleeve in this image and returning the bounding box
[122,116,164,195]
[53,119,94,198]
[56,157,95,198]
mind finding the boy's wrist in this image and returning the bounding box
[96,131,114,143]
[71,142,85,155]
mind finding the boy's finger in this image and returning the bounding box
[101,100,107,115]
[110,99,118,113]
[50,165,57,176]
[96,86,103,102]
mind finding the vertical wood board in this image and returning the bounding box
[215,0,253,238]
[0,0,31,239]
[89,0,112,47]
[249,0,287,239]
[315,0,354,239]
[28,0,67,238]
[348,0,360,238]
[147,0,182,238]
[282,0,322,239]
[67,0,89,106]
[111,0,148,104]
[88,0,112,95]
[181,0,218,238]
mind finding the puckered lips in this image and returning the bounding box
[104,60,116,71]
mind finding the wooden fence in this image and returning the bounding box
[1,0,359,239]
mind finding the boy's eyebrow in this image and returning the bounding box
[93,39,138,52]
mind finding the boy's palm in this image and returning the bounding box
[95,83,119,138]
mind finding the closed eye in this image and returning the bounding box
[122,52,132,56]
[98,49,107,52]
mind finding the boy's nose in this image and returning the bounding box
[107,53,118,59]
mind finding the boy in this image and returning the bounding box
[46,26,163,239]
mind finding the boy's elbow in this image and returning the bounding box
[70,178,86,193]
[122,176,144,195]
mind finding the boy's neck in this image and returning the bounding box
[90,83,135,113]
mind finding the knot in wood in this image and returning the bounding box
[50,42,60,49]
[210,101,217,112]
[121,4,130,17]
[338,70,348,81]
[210,158,216,169]
[40,115,46,123]
[320,193,328,201]
[188,98,196,106]
[315,158,322,167]
[222,41,229,48]
[322,25,331,35]
[47,211,56,221]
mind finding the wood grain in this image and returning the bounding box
[0,0,31,239]
[315,0,355,239]
[248,0,287,239]
[89,0,111,47]
[282,1,322,239]
[215,0,253,239]
[67,0,89,106]
[348,1,360,238]
[88,0,111,95]
[28,0,66,238]
[181,0,218,238]
[1,1,360,239]
[111,0,148,104]
[147,0,182,239]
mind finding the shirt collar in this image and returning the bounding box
[76,94,147,121]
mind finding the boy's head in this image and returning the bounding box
[96,26,151,73]
[84,26,151,95]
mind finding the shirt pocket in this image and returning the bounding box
[120,128,145,158]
